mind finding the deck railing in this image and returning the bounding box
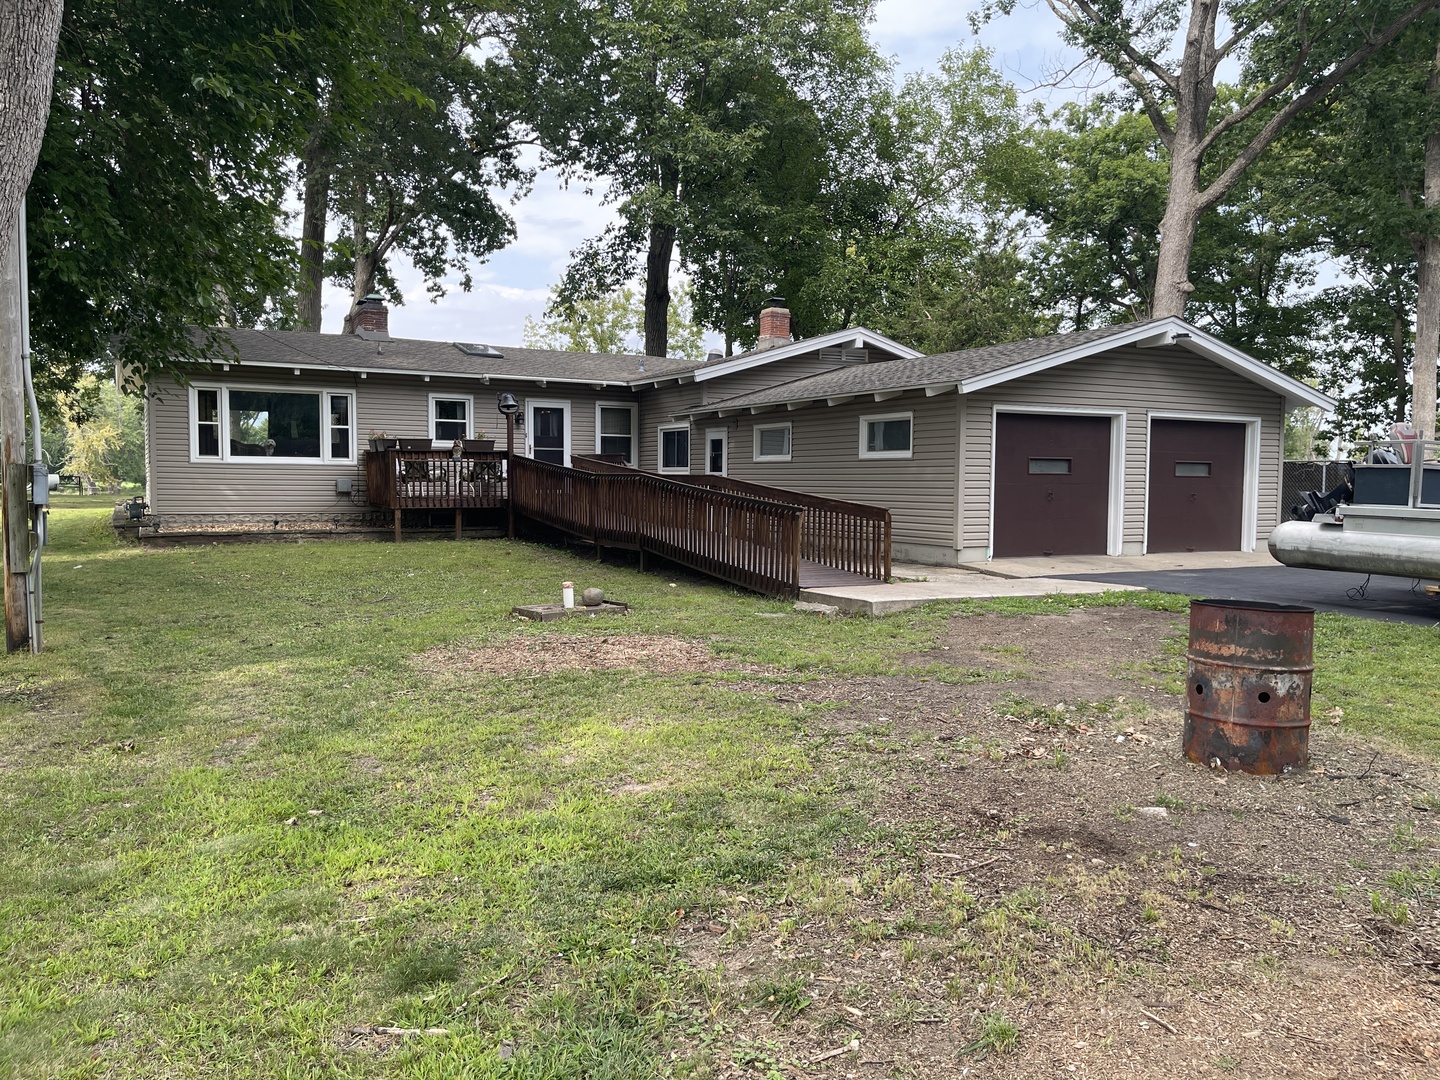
[512,456,805,596]
[571,456,891,582]
[365,448,508,510]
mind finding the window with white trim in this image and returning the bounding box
[753,422,792,462]
[430,395,472,441]
[859,412,913,459]
[658,423,690,473]
[596,403,637,464]
[190,385,356,463]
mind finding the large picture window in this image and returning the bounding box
[658,423,690,473]
[190,385,355,463]
[596,403,637,464]
[859,412,913,459]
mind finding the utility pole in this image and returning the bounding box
[0,214,30,651]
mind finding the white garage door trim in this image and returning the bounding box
[988,404,1127,559]
[1144,411,1261,555]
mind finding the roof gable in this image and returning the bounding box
[680,318,1335,417]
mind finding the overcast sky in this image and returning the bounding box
[322,1,1087,347]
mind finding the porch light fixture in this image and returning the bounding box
[497,391,521,540]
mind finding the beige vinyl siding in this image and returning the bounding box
[148,368,640,516]
[725,391,959,548]
[699,354,852,402]
[638,383,702,472]
[960,346,1286,553]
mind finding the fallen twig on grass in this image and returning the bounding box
[1139,1009,1178,1035]
[351,1026,450,1037]
[809,1039,860,1064]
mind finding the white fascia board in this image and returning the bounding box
[691,326,922,383]
[215,358,633,388]
[956,316,1337,412]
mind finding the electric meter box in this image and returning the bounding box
[31,464,49,506]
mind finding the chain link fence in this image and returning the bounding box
[1281,460,1352,521]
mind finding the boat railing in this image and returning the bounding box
[1352,439,1440,510]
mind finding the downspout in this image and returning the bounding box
[19,200,42,653]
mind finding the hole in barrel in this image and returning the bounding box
[1194,683,1205,695]
[1258,691,1271,703]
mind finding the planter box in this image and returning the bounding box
[462,439,496,452]
[368,437,398,452]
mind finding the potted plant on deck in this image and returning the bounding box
[368,430,398,452]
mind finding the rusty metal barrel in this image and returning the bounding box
[1183,599,1314,774]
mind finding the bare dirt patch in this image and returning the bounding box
[677,607,1440,1079]
[416,633,759,678]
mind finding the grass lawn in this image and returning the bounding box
[1,498,1437,1078]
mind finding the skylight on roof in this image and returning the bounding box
[454,342,504,359]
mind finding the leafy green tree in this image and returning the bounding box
[531,0,876,357]
[25,0,400,394]
[986,0,1440,321]
[307,3,535,334]
[523,281,706,360]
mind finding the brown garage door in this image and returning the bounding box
[1147,419,1246,553]
[994,413,1111,557]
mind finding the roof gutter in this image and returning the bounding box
[178,358,636,389]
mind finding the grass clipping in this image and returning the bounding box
[416,633,746,677]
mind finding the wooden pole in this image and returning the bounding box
[0,218,31,651]
[506,412,515,539]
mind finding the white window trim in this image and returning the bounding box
[429,393,474,442]
[594,400,639,465]
[657,422,691,474]
[1143,411,1261,554]
[986,404,1127,559]
[188,382,357,465]
[859,411,914,460]
[752,421,792,462]
[705,427,728,476]
[525,397,572,467]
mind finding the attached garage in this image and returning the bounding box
[1147,419,1248,553]
[993,412,1114,558]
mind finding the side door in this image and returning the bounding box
[526,399,570,466]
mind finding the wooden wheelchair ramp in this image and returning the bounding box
[509,456,891,598]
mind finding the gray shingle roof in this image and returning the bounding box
[203,328,701,385]
[683,321,1158,414]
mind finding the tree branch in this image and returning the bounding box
[1045,0,1177,144]
[1198,0,1440,211]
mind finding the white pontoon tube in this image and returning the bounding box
[1269,520,1440,580]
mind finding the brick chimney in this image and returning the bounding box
[353,293,390,339]
[756,297,791,351]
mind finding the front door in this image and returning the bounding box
[527,401,569,466]
[706,429,728,475]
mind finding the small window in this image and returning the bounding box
[431,397,471,442]
[754,422,792,462]
[659,424,690,473]
[859,413,913,459]
[196,389,220,457]
[1028,458,1071,475]
[596,404,636,463]
[1175,461,1211,477]
[329,394,351,460]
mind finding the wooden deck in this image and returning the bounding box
[366,449,892,598]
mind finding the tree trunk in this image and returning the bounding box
[0,0,63,255]
[0,218,29,651]
[1412,32,1440,441]
[297,139,330,332]
[341,182,375,336]
[642,220,676,357]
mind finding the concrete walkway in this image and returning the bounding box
[798,551,1276,616]
[799,563,1141,615]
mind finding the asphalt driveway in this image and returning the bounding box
[1057,565,1440,625]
